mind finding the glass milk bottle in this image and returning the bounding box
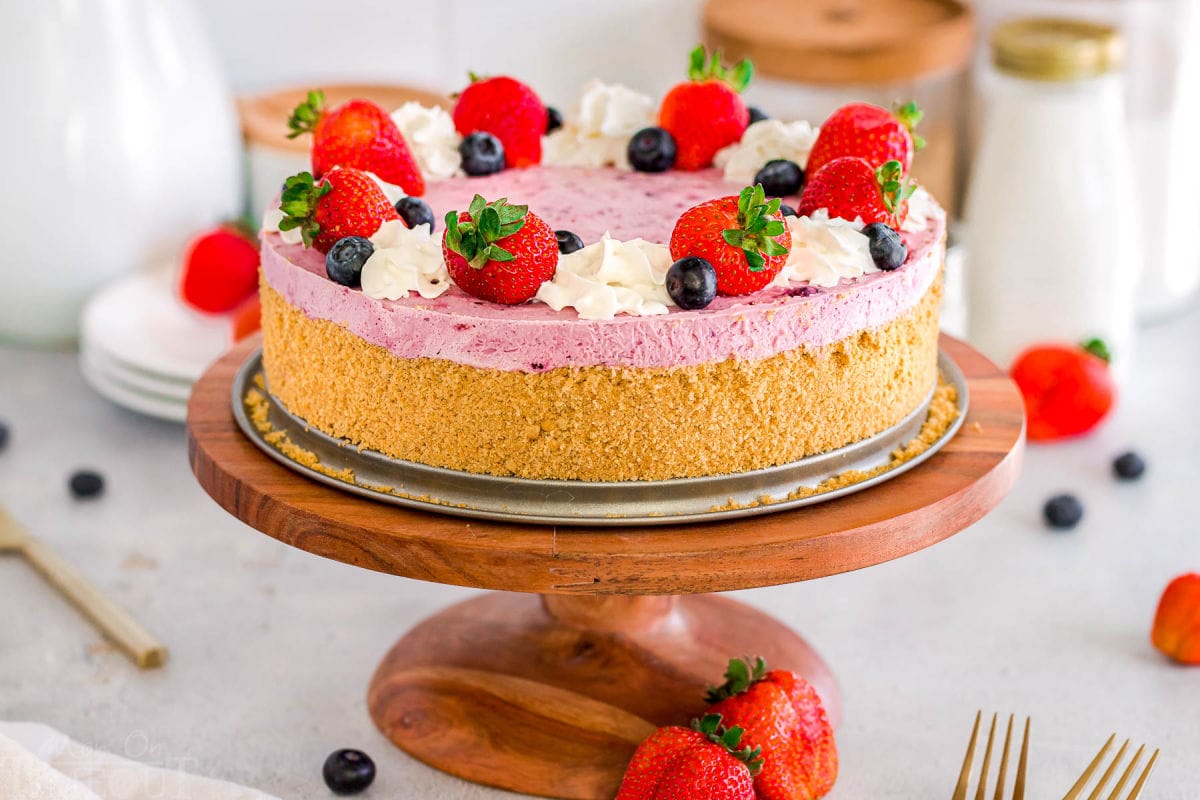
[965,19,1139,375]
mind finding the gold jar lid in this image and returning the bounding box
[992,18,1124,82]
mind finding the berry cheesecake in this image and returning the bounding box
[258,49,945,482]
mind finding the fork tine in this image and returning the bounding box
[975,714,999,800]
[1104,744,1145,800]
[1124,749,1159,800]
[1013,717,1030,800]
[1064,734,1117,800]
[954,711,983,800]
[1086,739,1130,800]
[993,715,1014,800]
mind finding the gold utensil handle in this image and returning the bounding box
[21,538,168,669]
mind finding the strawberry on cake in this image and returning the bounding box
[257,47,945,482]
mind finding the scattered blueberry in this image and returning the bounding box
[68,470,105,500]
[545,106,564,134]
[779,203,797,218]
[325,236,375,288]
[394,196,435,231]
[754,159,804,197]
[322,749,375,795]
[666,256,718,310]
[459,131,506,176]
[748,106,769,125]
[555,230,584,255]
[1113,451,1146,481]
[627,127,677,173]
[0,420,8,453]
[862,222,907,271]
[1043,494,1084,530]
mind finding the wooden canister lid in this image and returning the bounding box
[703,0,975,85]
[237,83,451,153]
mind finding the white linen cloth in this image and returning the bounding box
[0,722,278,800]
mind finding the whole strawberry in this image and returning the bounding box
[1010,339,1116,441]
[670,184,790,296]
[1152,573,1200,665]
[178,226,260,314]
[288,90,425,196]
[442,195,558,304]
[706,657,837,800]
[798,157,914,229]
[278,168,400,254]
[658,46,752,171]
[453,75,546,168]
[806,101,924,176]
[616,714,762,800]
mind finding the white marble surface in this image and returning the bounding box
[1,307,1198,799]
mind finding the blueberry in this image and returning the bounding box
[325,236,374,288]
[779,204,797,218]
[555,230,584,255]
[1113,451,1146,481]
[546,106,564,134]
[627,127,677,173]
[748,106,769,125]
[1043,494,1083,530]
[862,222,907,271]
[68,470,105,500]
[666,257,717,310]
[0,420,9,453]
[394,196,435,231]
[754,159,804,197]
[322,749,375,795]
[459,131,505,176]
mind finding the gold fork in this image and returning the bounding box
[954,711,1030,800]
[1062,734,1159,800]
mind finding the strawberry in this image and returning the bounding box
[669,184,790,296]
[1152,573,1200,665]
[442,195,557,304]
[178,226,260,314]
[706,657,838,800]
[806,101,925,176]
[287,90,425,196]
[658,45,752,171]
[230,293,262,342]
[1010,340,1116,441]
[616,714,762,800]
[797,157,914,228]
[453,75,546,168]
[278,168,400,254]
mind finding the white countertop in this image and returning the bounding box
[2,307,1197,799]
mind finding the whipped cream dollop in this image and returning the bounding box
[901,186,935,234]
[390,102,462,181]
[775,210,876,288]
[543,81,655,169]
[715,119,819,186]
[360,221,451,300]
[535,233,672,319]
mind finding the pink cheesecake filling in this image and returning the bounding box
[261,167,944,372]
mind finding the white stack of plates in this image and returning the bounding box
[79,270,234,423]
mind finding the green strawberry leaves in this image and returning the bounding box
[286,89,326,139]
[691,714,764,777]
[894,100,926,150]
[1082,337,1112,363]
[721,185,789,272]
[686,45,753,93]
[705,655,769,703]
[876,160,917,217]
[278,171,332,248]
[444,194,528,270]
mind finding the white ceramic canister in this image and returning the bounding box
[965,19,1139,376]
[0,0,242,345]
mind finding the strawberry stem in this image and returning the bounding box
[444,194,528,270]
[286,89,326,139]
[893,101,926,150]
[876,160,917,217]
[705,655,769,702]
[690,714,764,777]
[685,44,753,93]
[1082,338,1112,363]
[720,185,788,272]
[277,171,332,248]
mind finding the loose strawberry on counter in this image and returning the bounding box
[705,657,838,800]
[442,194,558,304]
[1152,573,1200,665]
[279,168,400,254]
[178,226,260,314]
[659,45,752,171]
[230,293,262,342]
[453,75,547,169]
[670,184,790,297]
[798,157,914,230]
[616,713,762,800]
[806,101,925,176]
[1010,340,1116,441]
[287,90,425,196]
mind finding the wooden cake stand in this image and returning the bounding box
[187,334,1024,800]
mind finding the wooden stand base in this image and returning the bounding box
[367,592,836,800]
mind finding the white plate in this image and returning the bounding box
[81,357,187,423]
[81,347,192,402]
